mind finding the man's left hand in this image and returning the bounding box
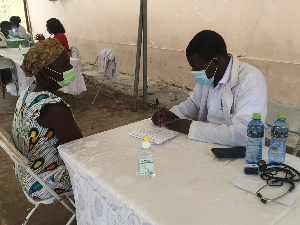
[165,119,192,134]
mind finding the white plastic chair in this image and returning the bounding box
[70,46,81,59]
[82,49,117,104]
[0,132,76,225]
[0,57,18,98]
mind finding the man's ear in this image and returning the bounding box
[212,57,220,66]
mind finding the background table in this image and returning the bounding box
[7,37,29,48]
[0,47,86,96]
[58,119,300,225]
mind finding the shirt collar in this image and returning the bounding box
[218,56,233,85]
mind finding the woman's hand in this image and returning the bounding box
[34,34,45,41]
[151,109,178,126]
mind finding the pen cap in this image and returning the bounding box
[142,136,151,149]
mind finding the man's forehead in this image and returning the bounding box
[188,54,209,63]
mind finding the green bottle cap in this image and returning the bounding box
[252,113,261,120]
[277,113,286,120]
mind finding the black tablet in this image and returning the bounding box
[211,147,246,158]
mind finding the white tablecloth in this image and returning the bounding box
[0,47,86,96]
[58,119,300,225]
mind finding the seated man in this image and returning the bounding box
[152,30,267,147]
[0,21,11,48]
[12,38,82,200]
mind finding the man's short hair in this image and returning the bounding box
[0,21,11,29]
[186,30,228,59]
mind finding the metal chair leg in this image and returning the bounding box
[293,138,300,156]
[2,86,5,98]
[22,204,40,225]
[66,213,76,225]
[71,95,75,108]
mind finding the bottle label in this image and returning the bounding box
[271,130,288,138]
[247,130,264,138]
[139,158,154,175]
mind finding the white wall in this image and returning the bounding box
[27,0,300,105]
[0,0,27,29]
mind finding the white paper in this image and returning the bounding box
[127,123,180,145]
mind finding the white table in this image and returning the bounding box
[0,47,86,96]
[58,119,300,225]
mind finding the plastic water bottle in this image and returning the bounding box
[136,136,155,179]
[19,43,24,53]
[268,114,289,164]
[245,113,264,164]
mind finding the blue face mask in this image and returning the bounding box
[191,70,214,85]
[191,59,218,85]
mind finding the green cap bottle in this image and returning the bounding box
[252,113,261,120]
[277,113,286,120]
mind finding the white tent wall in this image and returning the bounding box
[0,0,26,29]
[27,0,300,106]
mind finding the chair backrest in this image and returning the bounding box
[0,57,15,70]
[0,132,29,169]
[98,49,115,75]
[70,46,81,59]
[0,132,76,221]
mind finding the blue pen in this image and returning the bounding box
[156,98,161,127]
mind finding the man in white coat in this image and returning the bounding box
[152,30,267,147]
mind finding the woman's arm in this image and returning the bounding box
[38,102,83,144]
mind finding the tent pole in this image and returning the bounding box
[142,0,148,109]
[133,0,143,110]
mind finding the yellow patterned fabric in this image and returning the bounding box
[21,38,65,77]
[13,86,72,200]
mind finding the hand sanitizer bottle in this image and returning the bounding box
[136,136,155,179]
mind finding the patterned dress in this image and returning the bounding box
[12,86,72,200]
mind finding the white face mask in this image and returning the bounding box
[191,59,218,85]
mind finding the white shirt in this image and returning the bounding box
[0,31,7,47]
[12,25,27,39]
[206,57,232,124]
[170,55,267,146]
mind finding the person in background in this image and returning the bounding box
[0,21,11,47]
[9,16,28,39]
[152,30,267,147]
[35,18,71,53]
[12,38,82,200]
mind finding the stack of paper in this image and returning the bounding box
[127,123,180,145]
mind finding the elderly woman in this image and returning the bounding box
[12,38,82,200]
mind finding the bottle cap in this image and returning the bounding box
[142,136,150,149]
[277,113,286,120]
[252,113,261,120]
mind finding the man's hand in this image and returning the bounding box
[151,109,178,126]
[165,119,192,134]
[34,34,45,41]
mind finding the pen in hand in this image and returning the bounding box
[156,98,161,127]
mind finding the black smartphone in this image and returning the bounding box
[211,147,246,158]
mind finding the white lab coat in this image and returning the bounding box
[0,31,7,47]
[170,55,267,147]
[12,25,27,39]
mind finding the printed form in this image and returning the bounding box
[127,123,180,145]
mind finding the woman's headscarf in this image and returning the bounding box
[21,38,65,77]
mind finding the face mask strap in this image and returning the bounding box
[205,58,218,78]
[45,67,62,75]
[205,57,218,71]
[213,65,218,77]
